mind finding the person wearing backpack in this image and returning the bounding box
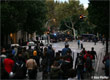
[90,47,97,69]
[84,51,93,74]
[81,48,87,55]
[12,52,27,79]
[65,49,73,69]
[102,53,110,76]
[50,60,63,79]
[41,47,48,79]
[75,53,84,80]
[62,44,72,56]
[77,39,80,49]
[47,45,55,72]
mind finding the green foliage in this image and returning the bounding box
[55,0,85,24]
[87,0,109,36]
[1,2,19,34]
[1,1,47,35]
[24,1,47,34]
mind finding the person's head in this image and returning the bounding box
[33,50,37,56]
[17,50,22,56]
[29,46,31,49]
[49,44,52,48]
[91,47,94,51]
[56,52,60,57]
[83,48,85,51]
[1,48,6,54]
[44,47,47,52]
[2,48,6,52]
[12,46,14,49]
[15,45,17,48]
[65,44,69,48]
[87,51,91,54]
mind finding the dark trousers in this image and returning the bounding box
[28,69,37,79]
[105,67,109,76]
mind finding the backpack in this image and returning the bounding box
[77,56,83,66]
[85,56,92,68]
[13,62,26,79]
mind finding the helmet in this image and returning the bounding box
[9,72,14,78]
[33,50,37,56]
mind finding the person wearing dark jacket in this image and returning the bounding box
[62,44,71,56]
[65,50,73,69]
[47,45,55,72]
[75,53,84,80]
[12,52,26,79]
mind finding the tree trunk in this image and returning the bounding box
[72,27,76,39]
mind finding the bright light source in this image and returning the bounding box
[54,33,57,36]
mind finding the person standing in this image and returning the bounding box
[3,53,15,79]
[41,47,48,79]
[12,52,26,79]
[62,44,71,57]
[47,45,55,73]
[90,47,97,70]
[14,45,18,57]
[65,38,69,46]
[65,50,73,69]
[80,40,83,49]
[75,53,84,80]
[94,36,97,45]
[102,37,105,45]
[77,39,80,49]
[26,56,37,80]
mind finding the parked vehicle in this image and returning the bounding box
[81,34,95,42]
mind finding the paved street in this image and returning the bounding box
[37,40,105,80]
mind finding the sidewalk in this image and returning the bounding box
[93,45,109,80]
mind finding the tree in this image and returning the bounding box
[55,0,86,38]
[1,1,23,46]
[24,1,47,35]
[45,0,58,29]
[1,0,47,46]
[88,0,109,54]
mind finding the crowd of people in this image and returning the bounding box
[0,40,109,80]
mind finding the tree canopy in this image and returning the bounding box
[1,1,47,35]
[87,0,109,54]
[87,0,109,36]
